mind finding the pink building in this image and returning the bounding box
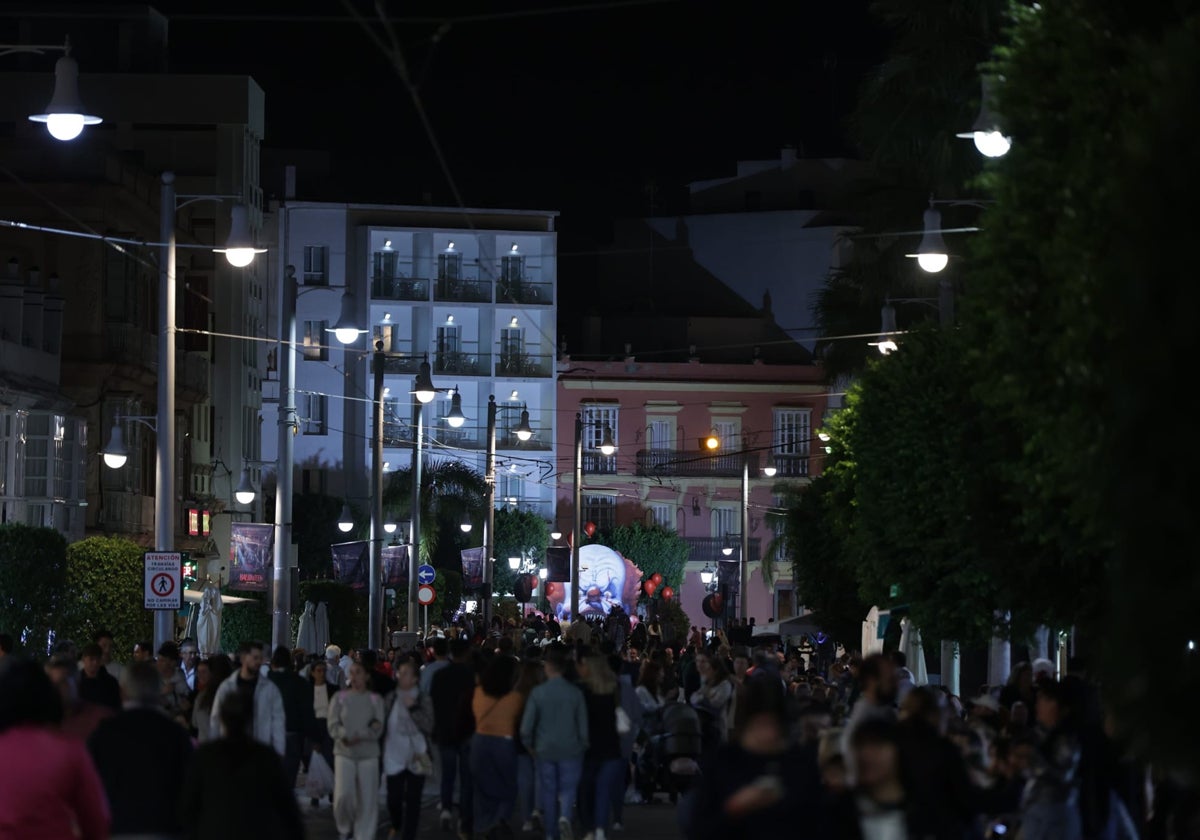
[556,356,827,628]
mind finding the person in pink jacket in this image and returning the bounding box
[0,657,110,839]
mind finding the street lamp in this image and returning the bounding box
[905,207,949,274]
[412,357,437,404]
[571,413,619,619]
[460,513,473,533]
[234,468,256,506]
[514,409,533,442]
[762,463,777,478]
[101,424,129,469]
[957,76,1011,158]
[98,172,264,651]
[337,504,354,533]
[722,536,735,557]
[550,529,562,541]
[446,388,467,428]
[327,292,366,345]
[869,304,900,355]
[8,37,103,142]
[508,556,521,571]
[700,565,715,586]
[384,519,398,535]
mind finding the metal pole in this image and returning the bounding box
[407,397,423,632]
[153,172,177,651]
[483,395,497,628]
[572,413,583,623]
[369,342,385,649]
[271,262,297,650]
[938,277,955,327]
[740,454,750,622]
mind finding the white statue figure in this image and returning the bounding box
[196,577,223,657]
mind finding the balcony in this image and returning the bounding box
[496,278,553,305]
[685,537,762,566]
[583,452,617,474]
[381,352,422,375]
[495,351,553,378]
[371,275,430,302]
[771,453,810,477]
[432,348,491,376]
[635,449,759,478]
[496,408,553,452]
[435,275,492,303]
[496,497,553,519]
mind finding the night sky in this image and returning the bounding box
[150,0,885,241]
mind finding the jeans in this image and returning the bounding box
[283,732,305,790]
[516,753,537,824]
[387,770,426,840]
[535,757,584,840]
[439,741,474,831]
[471,734,518,831]
[578,757,625,832]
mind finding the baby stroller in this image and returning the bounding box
[635,702,704,802]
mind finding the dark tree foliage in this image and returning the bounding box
[0,524,68,654]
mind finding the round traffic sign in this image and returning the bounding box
[151,572,176,598]
[417,584,436,606]
[417,564,436,585]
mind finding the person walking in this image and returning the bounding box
[328,661,386,840]
[577,655,625,840]
[180,691,304,840]
[471,655,523,839]
[383,656,434,840]
[267,645,315,791]
[520,647,589,840]
[87,661,195,840]
[211,640,286,756]
[514,660,546,834]
[192,654,232,743]
[0,657,110,839]
[78,642,121,711]
[306,659,339,788]
[431,638,478,834]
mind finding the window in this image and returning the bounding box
[303,320,328,361]
[583,494,616,533]
[499,326,524,373]
[23,414,50,498]
[773,408,811,476]
[303,246,328,285]
[383,398,402,443]
[299,393,327,435]
[499,472,524,504]
[646,502,673,530]
[775,586,797,620]
[374,249,399,280]
[647,419,673,451]
[711,506,736,541]
[712,420,738,449]
[437,251,463,280]
[582,403,618,473]
[500,253,525,282]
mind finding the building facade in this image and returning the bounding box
[556,357,828,626]
[262,197,559,527]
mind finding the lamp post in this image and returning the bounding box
[571,414,615,620]
[407,357,437,632]
[370,340,386,649]
[482,397,535,626]
[0,37,102,141]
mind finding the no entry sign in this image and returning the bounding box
[144,552,183,610]
[417,584,436,606]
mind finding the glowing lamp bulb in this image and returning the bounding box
[103,451,127,469]
[46,112,86,141]
[223,248,256,268]
[334,327,360,345]
[916,253,949,273]
[973,130,1011,158]
[762,465,777,477]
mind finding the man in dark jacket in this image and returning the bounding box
[87,661,194,838]
[79,643,121,710]
[431,638,477,834]
[266,645,314,789]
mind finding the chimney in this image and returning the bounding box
[284,165,297,200]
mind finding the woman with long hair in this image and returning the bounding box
[0,658,110,839]
[305,657,339,806]
[328,661,386,840]
[192,653,232,742]
[514,658,546,833]
[383,655,434,840]
[690,652,735,743]
[635,660,665,711]
[470,654,523,839]
[578,654,625,840]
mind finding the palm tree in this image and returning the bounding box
[382,458,488,566]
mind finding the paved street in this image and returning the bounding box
[299,787,683,839]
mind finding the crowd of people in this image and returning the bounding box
[0,617,1197,840]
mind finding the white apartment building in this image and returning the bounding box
[263,198,559,524]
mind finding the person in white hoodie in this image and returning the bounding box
[383,656,434,840]
[210,640,286,756]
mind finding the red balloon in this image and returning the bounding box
[651,573,663,585]
[644,580,658,598]
[661,586,674,601]
[584,521,597,538]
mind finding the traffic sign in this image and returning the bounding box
[144,552,183,610]
[417,564,436,585]
[417,584,436,606]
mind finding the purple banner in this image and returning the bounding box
[461,547,485,589]
[229,523,273,591]
[331,541,368,591]
[383,543,410,587]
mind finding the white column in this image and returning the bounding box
[940,640,960,696]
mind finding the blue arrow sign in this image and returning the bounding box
[417,564,436,585]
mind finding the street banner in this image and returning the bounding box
[331,541,368,591]
[545,546,571,582]
[718,558,741,588]
[229,523,273,592]
[383,543,410,587]
[460,547,485,589]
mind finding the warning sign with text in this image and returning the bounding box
[144,552,183,610]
